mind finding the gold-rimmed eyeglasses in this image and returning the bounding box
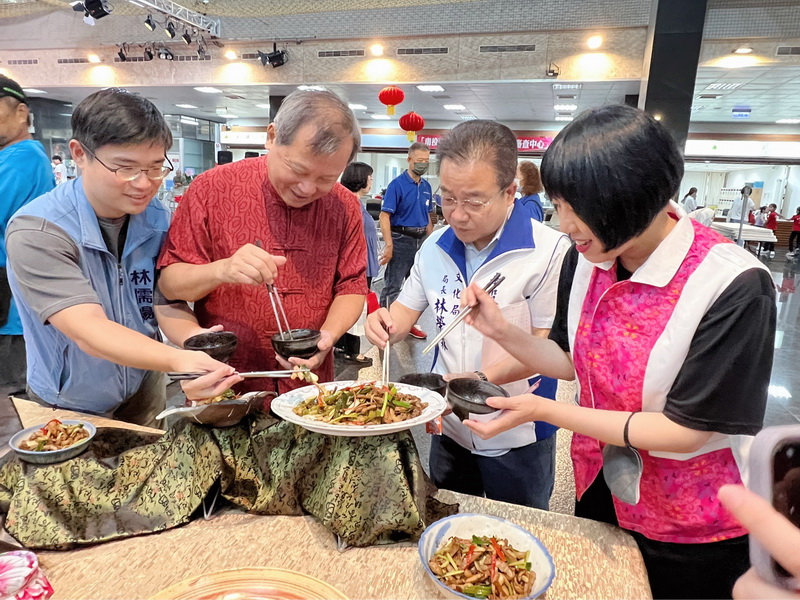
[83,145,174,182]
[437,186,506,214]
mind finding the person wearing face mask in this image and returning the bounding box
[157,89,368,395]
[365,120,570,509]
[458,105,776,599]
[378,142,434,339]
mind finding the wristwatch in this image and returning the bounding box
[473,371,488,382]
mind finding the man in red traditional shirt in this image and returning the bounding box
[157,89,367,392]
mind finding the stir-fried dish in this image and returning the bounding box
[293,382,427,425]
[291,368,319,384]
[19,419,90,452]
[189,389,238,407]
[429,535,536,599]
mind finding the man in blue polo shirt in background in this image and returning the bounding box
[379,142,433,339]
[0,75,55,397]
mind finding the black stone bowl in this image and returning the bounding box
[446,378,510,421]
[271,329,322,360]
[397,372,447,397]
[183,331,238,363]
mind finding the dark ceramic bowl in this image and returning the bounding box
[271,329,322,360]
[190,393,267,428]
[183,331,238,363]
[397,373,447,397]
[446,378,510,421]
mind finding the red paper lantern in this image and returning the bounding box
[399,111,425,142]
[378,85,404,115]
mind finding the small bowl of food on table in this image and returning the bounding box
[9,419,96,465]
[419,513,555,599]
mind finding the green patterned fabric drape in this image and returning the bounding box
[0,415,456,549]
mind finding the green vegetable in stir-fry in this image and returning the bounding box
[293,382,427,425]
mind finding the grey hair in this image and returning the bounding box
[408,141,429,155]
[273,89,361,162]
[436,120,517,189]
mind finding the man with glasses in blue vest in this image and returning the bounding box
[5,89,235,426]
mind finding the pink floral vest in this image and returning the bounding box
[571,221,748,543]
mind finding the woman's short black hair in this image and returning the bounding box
[541,104,684,251]
[72,88,172,152]
[340,161,373,194]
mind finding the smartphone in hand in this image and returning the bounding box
[748,424,800,589]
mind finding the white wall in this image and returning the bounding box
[679,172,708,206]
[724,165,789,210]
[785,166,800,216]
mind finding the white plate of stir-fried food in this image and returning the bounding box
[419,514,555,600]
[9,419,97,464]
[271,380,447,436]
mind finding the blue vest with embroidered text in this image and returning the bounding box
[7,178,169,414]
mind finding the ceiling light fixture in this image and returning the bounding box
[255,103,271,109]
[224,49,237,60]
[197,44,207,59]
[87,53,101,63]
[117,46,127,61]
[181,31,192,44]
[298,85,326,91]
[443,104,466,110]
[165,21,176,39]
[348,104,367,110]
[176,103,197,108]
[555,116,574,121]
[223,114,239,119]
[459,115,477,120]
[777,118,800,124]
[371,114,391,120]
[587,35,603,50]
[194,86,223,94]
[552,83,582,90]
[417,85,445,92]
[554,104,577,111]
[546,63,560,78]
[144,14,156,31]
[733,45,753,54]
[83,0,112,20]
[157,47,174,61]
[143,46,154,61]
[370,43,384,57]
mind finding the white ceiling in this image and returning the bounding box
[26,62,800,126]
[692,65,800,123]
[28,80,643,125]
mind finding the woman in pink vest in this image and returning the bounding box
[460,105,776,599]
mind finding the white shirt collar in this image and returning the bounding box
[592,213,695,287]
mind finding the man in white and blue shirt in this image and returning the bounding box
[366,120,569,509]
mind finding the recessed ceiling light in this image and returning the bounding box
[587,35,603,50]
[459,115,477,120]
[733,45,753,54]
[555,116,574,121]
[556,94,577,100]
[224,50,237,60]
[176,103,197,109]
[298,85,326,91]
[22,88,47,94]
[194,87,223,94]
[87,53,101,63]
[705,83,742,90]
[348,103,367,110]
[554,104,577,111]
[417,85,445,92]
[777,118,800,124]
[370,43,384,57]
[444,104,466,110]
[371,114,392,120]
[255,103,271,109]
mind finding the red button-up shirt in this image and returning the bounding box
[158,157,367,395]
